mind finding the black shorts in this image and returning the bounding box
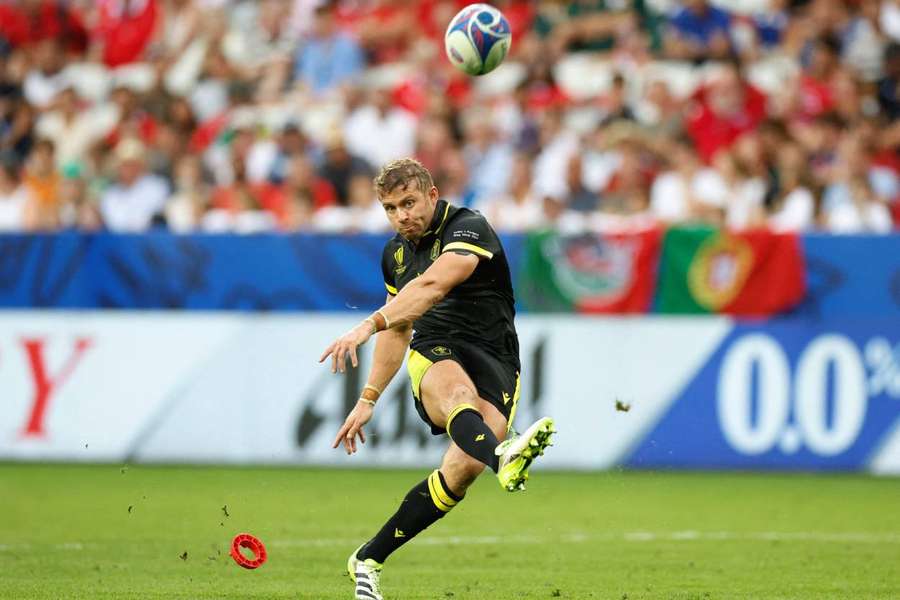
[407,338,520,436]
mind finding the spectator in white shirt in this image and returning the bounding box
[100,138,170,232]
[823,134,895,233]
[768,143,817,232]
[474,153,542,232]
[649,137,725,225]
[343,87,417,173]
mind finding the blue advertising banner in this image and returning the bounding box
[795,235,900,319]
[627,320,900,471]
[0,233,388,311]
[0,232,895,316]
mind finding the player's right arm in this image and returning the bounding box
[331,294,412,455]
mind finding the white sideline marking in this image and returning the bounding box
[2,531,897,553]
[269,530,900,548]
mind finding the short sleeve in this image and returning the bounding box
[381,244,398,295]
[440,211,501,260]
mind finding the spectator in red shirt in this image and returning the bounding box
[0,0,88,55]
[95,0,159,68]
[794,35,841,121]
[686,63,768,163]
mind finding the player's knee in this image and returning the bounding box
[447,384,477,409]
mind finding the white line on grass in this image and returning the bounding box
[3,531,897,553]
[269,530,900,548]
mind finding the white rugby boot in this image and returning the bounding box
[495,417,556,492]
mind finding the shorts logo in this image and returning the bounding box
[475,434,485,442]
[431,346,451,357]
[430,239,441,260]
[502,391,511,405]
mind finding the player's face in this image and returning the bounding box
[379,180,439,242]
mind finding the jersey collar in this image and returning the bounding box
[422,200,450,239]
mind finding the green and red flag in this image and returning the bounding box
[519,228,663,313]
[657,226,806,315]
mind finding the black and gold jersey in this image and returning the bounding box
[380,199,519,367]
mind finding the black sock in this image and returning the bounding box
[358,470,463,564]
[446,404,501,473]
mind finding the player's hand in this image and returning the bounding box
[318,321,375,373]
[332,401,374,455]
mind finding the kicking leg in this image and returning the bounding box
[418,360,505,473]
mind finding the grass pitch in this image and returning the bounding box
[3,464,899,599]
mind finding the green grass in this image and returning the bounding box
[2,465,899,599]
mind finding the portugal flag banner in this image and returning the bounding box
[519,228,662,313]
[657,227,806,316]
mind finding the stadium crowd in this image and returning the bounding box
[0,0,897,234]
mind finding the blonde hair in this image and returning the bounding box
[373,158,434,199]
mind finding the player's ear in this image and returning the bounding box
[428,186,439,202]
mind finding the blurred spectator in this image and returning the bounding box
[22,138,60,229]
[473,152,542,232]
[222,0,294,99]
[0,94,36,164]
[95,0,160,68]
[0,0,892,236]
[35,86,117,168]
[318,133,372,206]
[164,154,208,232]
[768,143,816,232]
[282,188,315,231]
[0,158,30,230]
[293,1,365,97]
[208,154,279,231]
[313,172,387,232]
[461,107,515,203]
[822,134,896,233]
[883,0,900,42]
[649,136,723,225]
[350,0,417,64]
[23,39,67,108]
[268,122,309,184]
[57,163,100,231]
[635,80,685,137]
[665,0,733,62]
[565,152,600,212]
[0,0,89,55]
[281,153,337,212]
[713,147,766,230]
[601,137,653,215]
[344,87,417,172]
[100,138,169,232]
[793,34,842,121]
[107,85,158,147]
[878,42,900,120]
[686,63,767,162]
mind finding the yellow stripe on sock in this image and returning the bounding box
[429,470,458,509]
[446,403,480,432]
[427,472,455,512]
